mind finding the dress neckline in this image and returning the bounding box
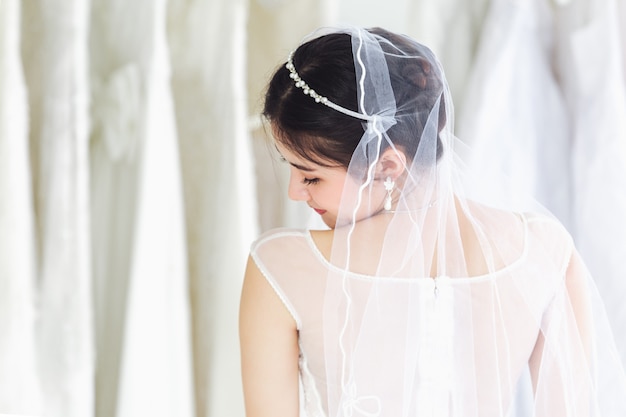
[303,212,530,283]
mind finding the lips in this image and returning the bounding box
[313,208,327,215]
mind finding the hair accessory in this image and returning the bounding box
[383,177,395,211]
[286,52,377,122]
[286,52,329,104]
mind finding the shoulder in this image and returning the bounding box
[251,227,308,248]
[466,202,574,272]
[471,203,572,248]
[522,211,575,275]
[243,230,306,329]
[249,227,331,282]
[250,228,310,275]
[246,228,328,331]
[523,211,573,247]
[250,227,309,257]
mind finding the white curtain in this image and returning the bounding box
[0,1,624,416]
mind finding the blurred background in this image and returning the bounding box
[1,0,625,416]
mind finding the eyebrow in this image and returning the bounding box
[289,161,316,172]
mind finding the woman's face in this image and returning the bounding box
[275,140,386,229]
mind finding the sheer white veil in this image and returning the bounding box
[274,27,626,417]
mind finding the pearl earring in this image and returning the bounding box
[384,177,395,211]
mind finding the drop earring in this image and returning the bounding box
[384,177,395,211]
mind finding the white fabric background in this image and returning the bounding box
[554,0,626,365]
[20,1,94,416]
[0,0,624,416]
[167,0,256,416]
[0,0,41,414]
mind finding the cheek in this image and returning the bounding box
[348,183,387,218]
[331,182,348,201]
[342,180,385,204]
[314,180,347,205]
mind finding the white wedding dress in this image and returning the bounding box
[90,1,194,416]
[20,1,94,416]
[168,0,257,415]
[457,0,572,230]
[251,212,626,416]
[0,0,41,414]
[552,0,626,367]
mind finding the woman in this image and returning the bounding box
[240,27,626,416]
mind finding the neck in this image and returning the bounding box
[387,199,438,213]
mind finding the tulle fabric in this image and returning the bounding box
[253,27,626,416]
[252,219,626,416]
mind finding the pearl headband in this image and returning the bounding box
[286,52,377,122]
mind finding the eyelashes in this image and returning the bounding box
[302,177,320,185]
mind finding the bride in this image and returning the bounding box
[239,27,626,417]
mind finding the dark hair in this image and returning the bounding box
[263,28,445,168]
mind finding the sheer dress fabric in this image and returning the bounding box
[252,213,625,416]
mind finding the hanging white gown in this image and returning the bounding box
[457,0,572,230]
[0,0,41,414]
[90,1,195,416]
[20,1,94,416]
[167,0,257,416]
[552,0,626,367]
[404,0,491,116]
[619,0,626,84]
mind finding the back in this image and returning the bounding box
[251,212,580,416]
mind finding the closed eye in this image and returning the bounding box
[302,177,320,185]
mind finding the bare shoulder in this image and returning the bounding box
[251,227,308,253]
[461,199,526,239]
[240,254,297,328]
[466,201,571,250]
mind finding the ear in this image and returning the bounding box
[377,147,407,180]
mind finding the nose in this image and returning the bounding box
[287,170,309,201]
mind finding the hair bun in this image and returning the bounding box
[401,57,436,90]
